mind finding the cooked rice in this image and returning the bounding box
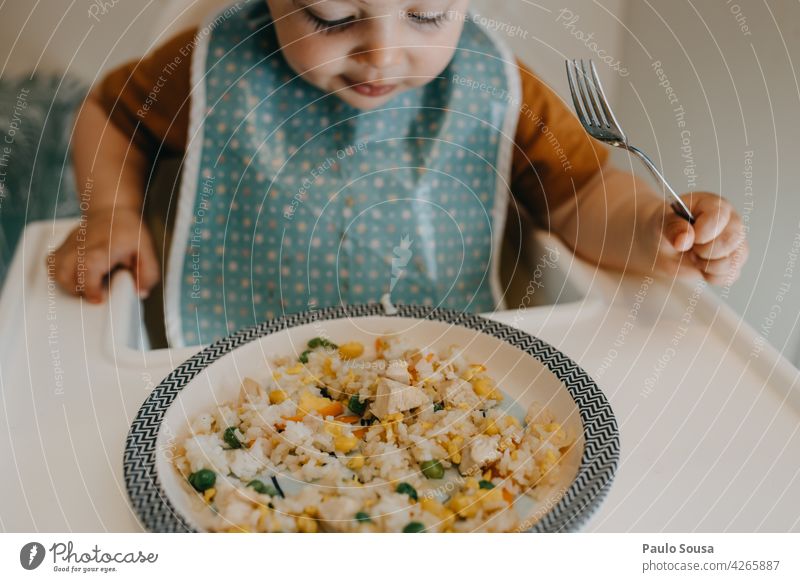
[173,335,576,532]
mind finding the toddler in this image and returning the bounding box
[52,0,747,347]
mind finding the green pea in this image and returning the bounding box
[354,511,372,523]
[223,426,243,449]
[402,521,426,533]
[420,460,444,480]
[395,482,418,501]
[348,395,367,415]
[299,350,312,363]
[188,469,216,492]
[478,480,495,490]
[433,401,445,412]
[247,479,278,496]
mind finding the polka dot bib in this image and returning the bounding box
[165,1,520,347]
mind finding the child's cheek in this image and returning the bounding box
[278,34,346,88]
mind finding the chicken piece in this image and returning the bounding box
[458,435,501,476]
[385,359,411,384]
[239,377,264,403]
[436,378,479,407]
[318,496,362,532]
[525,401,555,426]
[370,377,430,419]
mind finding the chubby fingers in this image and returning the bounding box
[131,241,161,299]
[692,239,749,285]
[684,193,745,259]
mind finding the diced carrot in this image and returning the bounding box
[375,338,386,355]
[409,364,418,383]
[336,415,360,424]
[353,427,367,439]
[502,488,514,504]
[318,401,344,418]
[246,439,256,448]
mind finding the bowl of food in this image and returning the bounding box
[125,304,619,532]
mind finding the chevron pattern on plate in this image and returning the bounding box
[124,303,619,533]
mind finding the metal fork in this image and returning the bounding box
[566,59,695,224]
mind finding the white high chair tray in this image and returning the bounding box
[1,219,798,532]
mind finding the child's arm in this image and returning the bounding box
[50,89,160,302]
[549,165,748,285]
[510,61,747,285]
[50,28,196,303]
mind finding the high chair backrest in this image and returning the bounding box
[150,0,232,45]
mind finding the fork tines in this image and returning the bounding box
[566,58,625,141]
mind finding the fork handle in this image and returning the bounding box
[625,145,696,225]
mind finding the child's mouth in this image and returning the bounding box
[343,76,397,98]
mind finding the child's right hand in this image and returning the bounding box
[49,207,160,303]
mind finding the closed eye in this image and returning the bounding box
[303,10,356,33]
[407,12,448,28]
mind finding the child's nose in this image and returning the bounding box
[353,28,400,70]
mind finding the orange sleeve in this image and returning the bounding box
[94,27,198,159]
[510,58,609,224]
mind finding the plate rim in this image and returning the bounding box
[124,303,620,533]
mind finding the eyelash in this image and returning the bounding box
[408,12,448,28]
[303,11,355,34]
[302,10,448,35]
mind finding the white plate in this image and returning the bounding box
[125,304,619,532]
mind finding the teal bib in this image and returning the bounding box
[165,1,520,347]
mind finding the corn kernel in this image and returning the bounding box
[448,494,479,518]
[420,498,455,529]
[304,505,319,518]
[296,515,318,533]
[347,455,365,470]
[323,358,334,376]
[484,422,500,436]
[334,434,359,453]
[452,453,462,464]
[324,421,342,437]
[478,487,505,506]
[285,364,303,375]
[472,377,494,397]
[338,341,364,360]
[269,390,288,404]
[203,488,216,503]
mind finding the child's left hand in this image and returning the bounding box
[651,192,748,285]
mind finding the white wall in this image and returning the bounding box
[0,0,167,82]
[614,1,800,365]
[471,0,627,102]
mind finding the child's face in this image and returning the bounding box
[266,0,470,110]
